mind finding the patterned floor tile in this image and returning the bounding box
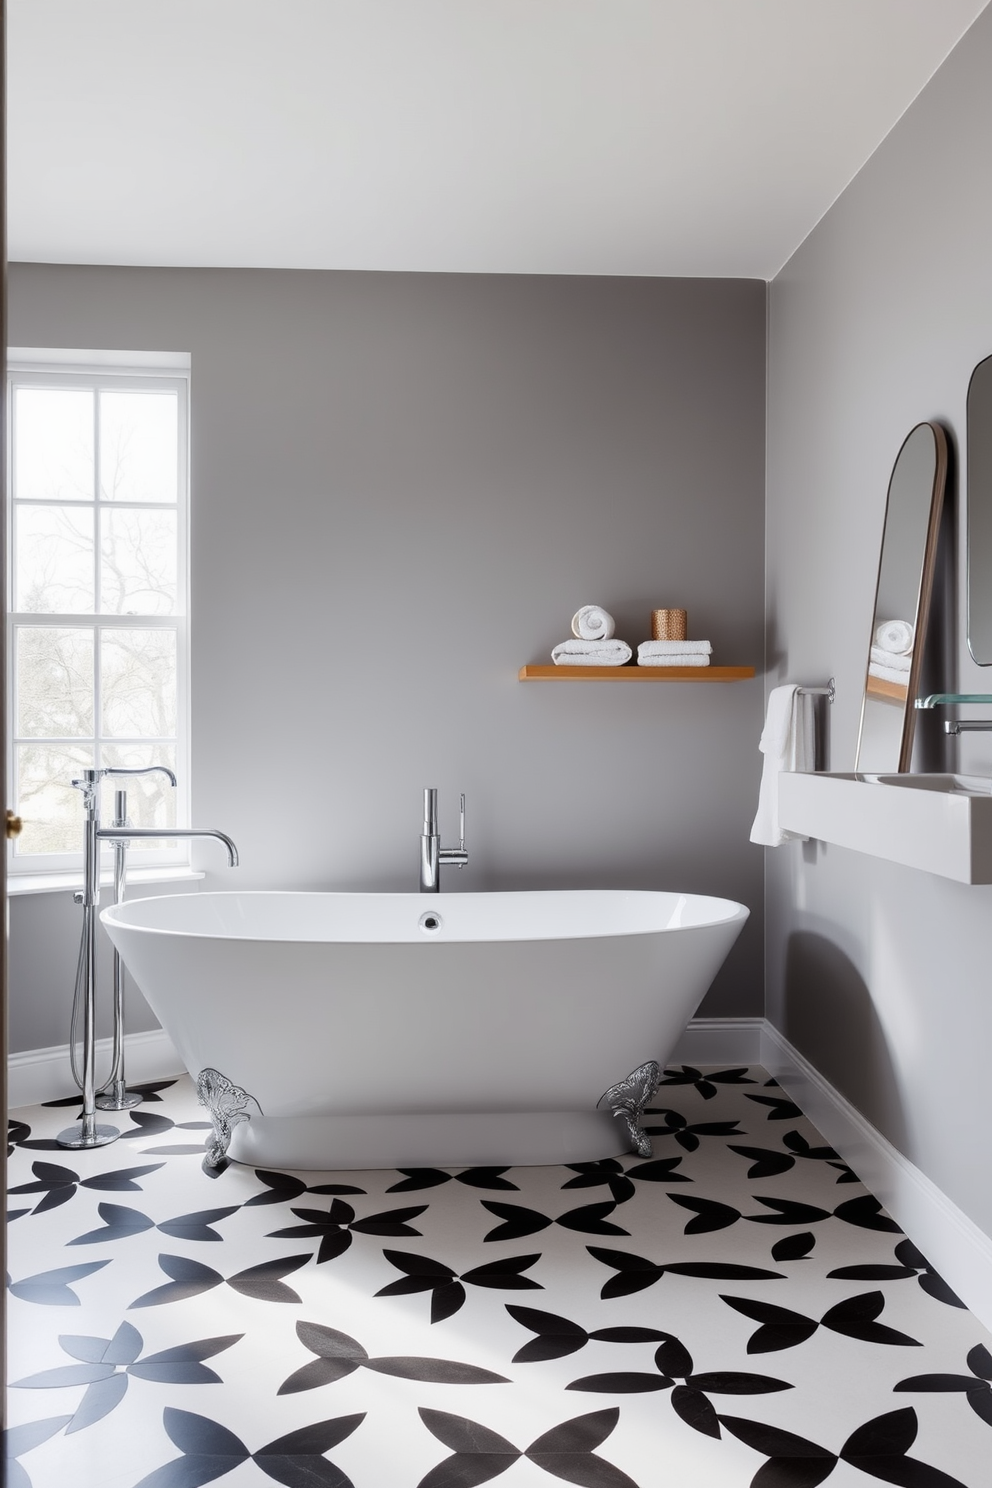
[6,1067,991,1487]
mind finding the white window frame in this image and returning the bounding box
[6,351,191,884]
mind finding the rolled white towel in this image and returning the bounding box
[638,651,711,667]
[870,645,910,673]
[552,638,632,666]
[571,605,615,641]
[638,639,712,659]
[869,661,910,688]
[874,619,914,655]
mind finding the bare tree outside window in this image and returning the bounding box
[8,367,188,869]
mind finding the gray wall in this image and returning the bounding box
[767,5,992,1236]
[8,266,766,1053]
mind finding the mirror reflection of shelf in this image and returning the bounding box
[865,675,909,706]
[518,665,755,681]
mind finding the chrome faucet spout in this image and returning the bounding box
[103,764,178,788]
[96,826,239,867]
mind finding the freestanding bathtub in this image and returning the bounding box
[101,889,748,1171]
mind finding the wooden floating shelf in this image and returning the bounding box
[518,665,756,682]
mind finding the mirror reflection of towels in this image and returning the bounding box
[869,646,910,673]
[874,619,914,654]
[868,661,911,688]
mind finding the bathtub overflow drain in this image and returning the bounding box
[418,912,443,934]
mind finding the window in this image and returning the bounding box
[7,354,190,877]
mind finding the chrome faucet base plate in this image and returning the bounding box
[95,1088,143,1110]
[56,1120,120,1149]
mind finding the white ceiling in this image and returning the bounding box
[9,0,989,279]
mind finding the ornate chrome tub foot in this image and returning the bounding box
[598,1059,661,1157]
[196,1067,261,1175]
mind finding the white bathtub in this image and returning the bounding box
[101,889,748,1170]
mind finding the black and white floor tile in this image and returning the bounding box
[7,1066,992,1487]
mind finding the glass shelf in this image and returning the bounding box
[915,693,992,709]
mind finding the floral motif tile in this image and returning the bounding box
[6,1066,991,1487]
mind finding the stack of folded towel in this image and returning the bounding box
[637,639,711,667]
[552,607,632,666]
[868,619,914,685]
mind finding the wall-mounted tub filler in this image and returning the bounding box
[57,766,239,1152]
[419,786,468,891]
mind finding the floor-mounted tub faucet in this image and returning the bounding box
[57,766,238,1152]
[420,787,468,892]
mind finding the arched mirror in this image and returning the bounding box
[967,353,992,664]
[856,421,948,773]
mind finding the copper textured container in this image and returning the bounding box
[651,608,687,641]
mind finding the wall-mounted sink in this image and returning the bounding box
[778,772,992,882]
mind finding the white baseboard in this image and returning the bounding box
[10,1014,992,1334]
[759,1021,992,1336]
[671,1016,765,1065]
[672,1015,992,1334]
[8,1027,185,1109]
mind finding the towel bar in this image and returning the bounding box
[798,678,835,703]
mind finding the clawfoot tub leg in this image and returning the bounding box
[599,1060,662,1158]
[196,1067,261,1176]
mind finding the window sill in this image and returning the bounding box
[6,866,206,897]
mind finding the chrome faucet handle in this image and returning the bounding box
[72,764,178,796]
[112,790,132,851]
[438,792,468,870]
[113,789,129,832]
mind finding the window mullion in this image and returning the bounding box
[93,389,102,776]
[92,383,100,600]
[93,623,102,776]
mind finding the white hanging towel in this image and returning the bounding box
[749,685,815,846]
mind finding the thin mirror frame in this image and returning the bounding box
[966,352,992,665]
[856,421,949,774]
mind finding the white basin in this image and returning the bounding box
[870,772,992,796]
[778,772,992,882]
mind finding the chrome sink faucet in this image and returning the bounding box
[915,693,992,734]
[420,787,467,892]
